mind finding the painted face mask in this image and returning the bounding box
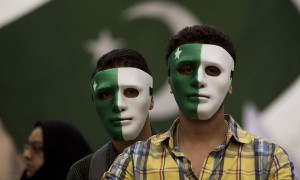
[91,67,153,141]
[168,43,234,120]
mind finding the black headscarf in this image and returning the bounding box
[21,120,92,180]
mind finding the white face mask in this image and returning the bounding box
[92,67,153,141]
[168,43,234,120]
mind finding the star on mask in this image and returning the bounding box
[92,81,97,91]
[175,48,182,59]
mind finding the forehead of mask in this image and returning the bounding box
[91,67,153,141]
[168,43,234,73]
[167,43,234,120]
[92,67,153,96]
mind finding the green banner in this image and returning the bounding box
[0,1,299,152]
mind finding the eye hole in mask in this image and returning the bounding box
[179,64,194,75]
[205,65,221,76]
[98,90,114,101]
[123,88,139,98]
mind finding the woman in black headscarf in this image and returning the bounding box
[21,120,92,180]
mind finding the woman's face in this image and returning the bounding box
[23,127,44,177]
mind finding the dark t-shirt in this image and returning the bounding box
[67,126,158,180]
[66,142,117,180]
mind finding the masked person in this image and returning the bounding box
[103,25,296,179]
[21,120,92,180]
[67,48,157,180]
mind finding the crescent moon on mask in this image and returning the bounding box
[122,1,201,120]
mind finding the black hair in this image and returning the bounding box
[21,120,91,180]
[91,48,152,79]
[165,24,236,65]
[91,48,153,96]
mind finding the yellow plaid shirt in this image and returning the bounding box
[103,115,296,179]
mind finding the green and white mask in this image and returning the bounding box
[168,43,234,120]
[91,67,153,141]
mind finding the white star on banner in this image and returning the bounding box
[175,48,182,59]
[85,29,124,66]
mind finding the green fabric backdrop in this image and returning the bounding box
[0,0,299,151]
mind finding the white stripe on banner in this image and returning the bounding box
[0,0,50,28]
[291,0,300,14]
[244,75,300,177]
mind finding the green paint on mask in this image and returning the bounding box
[168,43,202,120]
[91,69,124,141]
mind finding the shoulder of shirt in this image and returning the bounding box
[122,132,171,155]
[67,153,94,179]
[230,123,285,153]
[227,114,283,149]
[69,153,94,170]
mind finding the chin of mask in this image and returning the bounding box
[168,43,234,120]
[91,67,153,141]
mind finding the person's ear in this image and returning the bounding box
[149,97,154,110]
[168,78,173,94]
[228,83,233,95]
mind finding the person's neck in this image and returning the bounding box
[112,117,152,154]
[175,106,228,177]
[178,105,226,146]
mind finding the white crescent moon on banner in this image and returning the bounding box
[122,1,201,120]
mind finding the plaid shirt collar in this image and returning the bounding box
[152,114,252,147]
